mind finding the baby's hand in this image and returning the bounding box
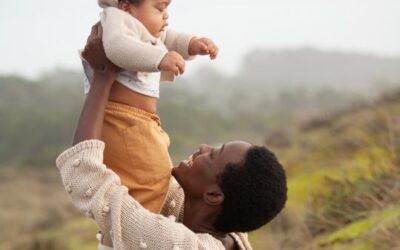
[189,37,219,60]
[158,52,185,76]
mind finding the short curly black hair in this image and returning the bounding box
[214,146,287,233]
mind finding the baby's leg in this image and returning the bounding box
[102,101,172,213]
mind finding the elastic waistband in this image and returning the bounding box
[106,101,161,125]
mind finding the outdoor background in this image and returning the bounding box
[1,0,400,249]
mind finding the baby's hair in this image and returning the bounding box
[118,0,143,6]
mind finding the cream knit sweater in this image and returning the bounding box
[98,0,195,82]
[56,140,253,250]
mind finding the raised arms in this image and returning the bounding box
[72,23,118,145]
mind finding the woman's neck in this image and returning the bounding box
[182,198,236,248]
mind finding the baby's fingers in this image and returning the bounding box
[177,60,185,75]
[199,43,209,54]
[170,61,185,76]
[172,66,180,76]
[209,46,219,60]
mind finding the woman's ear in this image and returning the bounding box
[203,186,224,206]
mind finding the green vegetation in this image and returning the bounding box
[1,71,399,249]
[0,73,82,166]
[1,66,371,167]
[319,207,400,245]
[252,91,400,249]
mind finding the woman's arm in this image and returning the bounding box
[72,24,118,145]
[56,23,227,250]
[56,140,225,249]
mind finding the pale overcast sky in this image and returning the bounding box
[1,0,399,78]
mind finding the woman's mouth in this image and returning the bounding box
[180,155,193,168]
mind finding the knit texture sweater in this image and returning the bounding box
[99,5,195,83]
[56,140,253,250]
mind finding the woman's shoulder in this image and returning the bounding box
[161,177,185,220]
[229,232,253,250]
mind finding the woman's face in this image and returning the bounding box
[172,141,252,198]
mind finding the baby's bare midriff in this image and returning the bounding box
[109,81,157,114]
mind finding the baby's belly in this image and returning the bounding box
[109,81,158,114]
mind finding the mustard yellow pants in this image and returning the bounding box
[102,102,172,213]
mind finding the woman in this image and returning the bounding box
[56,24,287,249]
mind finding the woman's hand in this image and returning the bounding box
[82,23,119,82]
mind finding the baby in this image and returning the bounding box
[81,0,218,214]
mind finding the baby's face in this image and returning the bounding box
[127,0,170,37]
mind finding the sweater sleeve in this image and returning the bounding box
[56,140,225,250]
[161,29,196,60]
[161,178,185,221]
[100,7,168,72]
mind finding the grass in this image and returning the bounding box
[319,206,400,245]
[252,90,400,250]
[0,167,98,250]
[1,90,400,250]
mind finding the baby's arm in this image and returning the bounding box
[162,30,219,60]
[161,30,196,60]
[101,7,167,72]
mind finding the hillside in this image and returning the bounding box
[2,48,400,164]
[1,84,399,249]
[1,68,375,167]
[251,90,400,249]
[1,58,400,249]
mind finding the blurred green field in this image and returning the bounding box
[250,91,400,249]
[0,73,399,249]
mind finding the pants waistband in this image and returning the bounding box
[106,101,161,126]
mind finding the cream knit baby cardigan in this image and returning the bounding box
[56,140,253,250]
[99,1,195,82]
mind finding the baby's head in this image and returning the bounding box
[118,0,170,37]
